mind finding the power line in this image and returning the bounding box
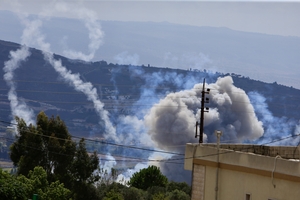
[1,120,300,164]
[0,120,184,156]
[0,135,184,165]
[1,97,299,114]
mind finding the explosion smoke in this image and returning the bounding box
[145,76,264,152]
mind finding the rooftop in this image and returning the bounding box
[192,143,300,160]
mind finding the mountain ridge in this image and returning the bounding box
[1,39,299,131]
[1,10,300,88]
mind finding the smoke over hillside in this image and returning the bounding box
[145,76,264,153]
[2,1,300,183]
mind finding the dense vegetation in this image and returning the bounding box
[1,112,191,199]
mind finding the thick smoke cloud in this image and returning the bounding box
[144,76,264,152]
[206,76,264,142]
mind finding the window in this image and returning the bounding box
[245,193,251,200]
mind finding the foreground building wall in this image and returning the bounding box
[185,144,300,200]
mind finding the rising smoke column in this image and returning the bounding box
[3,46,35,126]
[8,1,117,141]
[44,53,117,141]
[2,16,47,126]
[144,76,264,152]
[42,2,116,140]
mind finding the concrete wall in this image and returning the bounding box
[185,144,300,200]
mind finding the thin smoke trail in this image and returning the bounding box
[43,52,118,141]
[42,1,104,61]
[2,17,46,126]
[8,2,117,141]
[40,2,116,140]
[3,45,35,126]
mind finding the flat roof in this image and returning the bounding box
[188,143,300,160]
[185,144,300,179]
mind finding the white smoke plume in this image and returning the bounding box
[115,152,173,185]
[2,15,47,126]
[117,115,152,147]
[114,51,140,66]
[8,2,117,141]
[3,46,35,126]
[101,154,117,174]
[42,2,104,61]
[145,76,264,152]
[116,162,148,185]
[249,91,300,146]
[44,53,117,141]
[163,52,212,70]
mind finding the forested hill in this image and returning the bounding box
[0,39,300,138]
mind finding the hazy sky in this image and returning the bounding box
[1,0,300,37]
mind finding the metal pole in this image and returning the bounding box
[199,79,206,143]
[215,130,222,200]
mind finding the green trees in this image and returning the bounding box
[128,165,168,190]
[0,168,28,199]
[10,112,76,180]
[9,111,100,199]
[166,181,191,196]
[6,112,191,199]
[165,189,190,200]
[0,166,70,200]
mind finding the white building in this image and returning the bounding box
[184,144,300,200]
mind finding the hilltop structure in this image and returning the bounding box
[185,143,300,200]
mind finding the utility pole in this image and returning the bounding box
[215,130,222,200]
[195,78,210,143]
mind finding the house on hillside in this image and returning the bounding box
[185,143,300,200]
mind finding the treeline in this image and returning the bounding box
[0,112,191,200]
[1,166,191,200]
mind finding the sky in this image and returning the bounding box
[1,0,300,37]
[1,0,300,89]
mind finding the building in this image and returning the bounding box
[184,143,300,200]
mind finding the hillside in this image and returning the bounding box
[1,39,300,135]
[1,40,300,182]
